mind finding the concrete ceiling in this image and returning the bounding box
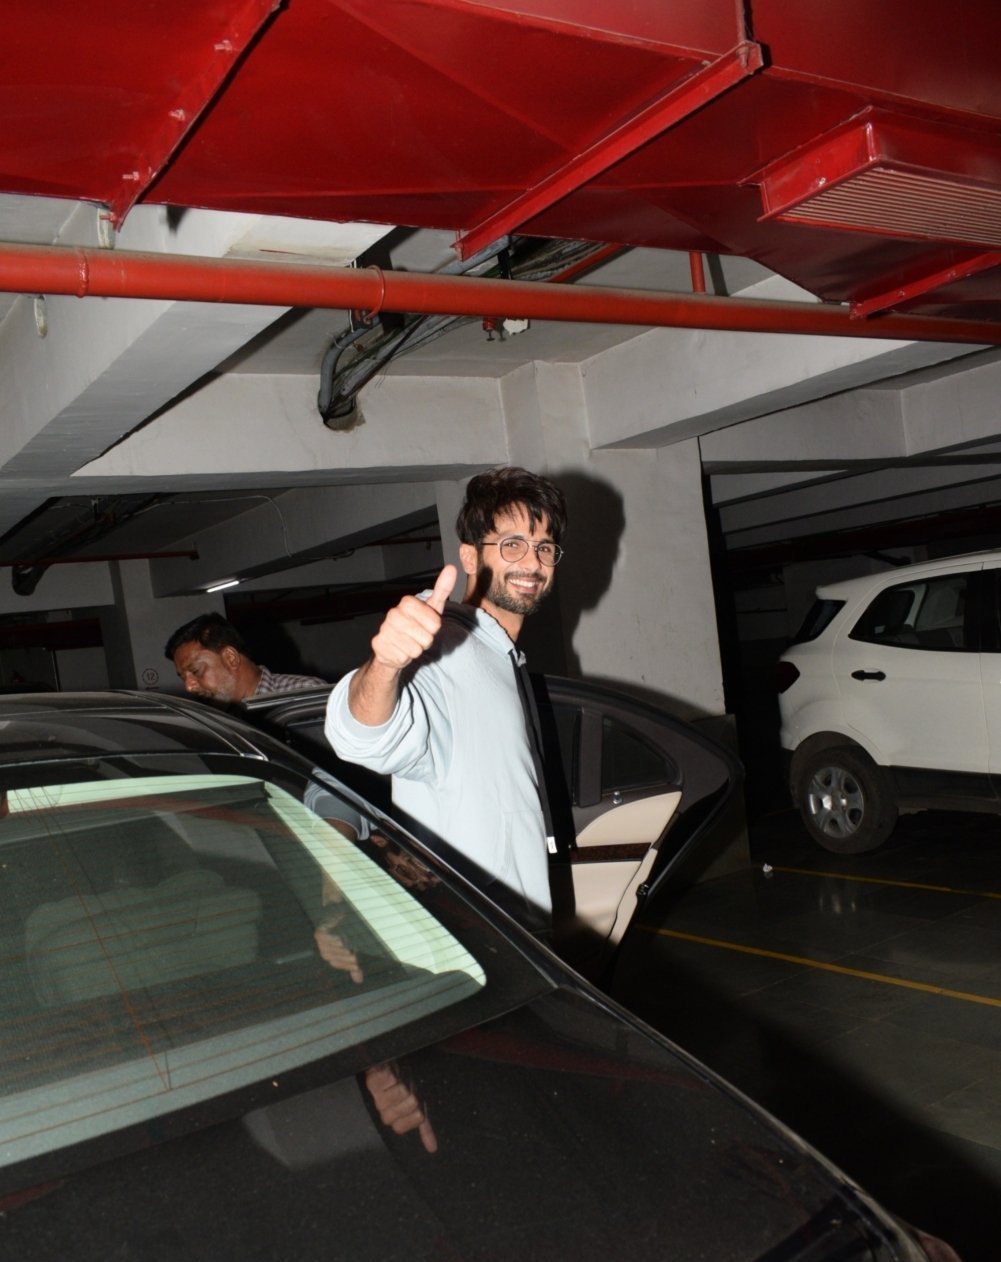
[2,0,1001,597]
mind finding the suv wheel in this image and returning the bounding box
[794,747,898,854]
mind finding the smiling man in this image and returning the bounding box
[325,466,567,933]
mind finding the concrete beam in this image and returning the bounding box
[0,204,390,532]
[902,351,1001,455]
[700,389,905,471]
[149,481,446,595]
[721,460,1001,546]
[78,371,508,482]
[580,276,982,450]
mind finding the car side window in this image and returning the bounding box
[850,572,974,651]
[790,598,845,645]
[600,716,676,793]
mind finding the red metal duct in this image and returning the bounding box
[5,1,1001,326]
[453,40,764,259]
[0,242,999,345]
[851,251,1001,320]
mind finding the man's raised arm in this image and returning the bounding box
[347,564,457,726]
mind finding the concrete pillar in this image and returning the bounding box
[502,360,746,877]
[114,560,224,693]
[500,360,725,721]
[433,477,468,597]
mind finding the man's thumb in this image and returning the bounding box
[426,564,457,614]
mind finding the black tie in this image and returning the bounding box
[510,650,556,854]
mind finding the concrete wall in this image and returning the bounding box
[124,335,728,719]
[0,563,114,615]
[0,329,731,727]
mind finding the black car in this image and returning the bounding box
[0,691,954,1260]
[246,675,744,975]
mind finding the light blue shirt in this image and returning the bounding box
[325,599,551,923]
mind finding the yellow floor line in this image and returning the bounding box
[643,925,1001,1009]
[767,864,1001,901]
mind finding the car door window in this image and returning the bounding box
[600,716,677,793]
[850,572,976,651]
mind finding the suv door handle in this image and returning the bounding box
[851,669,886,681]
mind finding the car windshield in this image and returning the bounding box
[0,762,544,1178]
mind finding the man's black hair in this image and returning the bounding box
[164,613,248,662]
[456,466,567,546]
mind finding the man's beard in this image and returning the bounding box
[483,567,553,617]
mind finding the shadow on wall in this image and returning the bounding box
[517,470,625,680]
[517,470,721,725]
[236,618,326,683]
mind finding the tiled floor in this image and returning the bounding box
[611,806,1001,1262]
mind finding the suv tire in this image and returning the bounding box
[794,746,898,854]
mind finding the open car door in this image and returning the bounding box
[534,677,742,973]
[246,678,743,976]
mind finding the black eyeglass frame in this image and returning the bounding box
[481,536,564,566]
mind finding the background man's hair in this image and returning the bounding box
[164,613,249,661]
[456,466,567,546]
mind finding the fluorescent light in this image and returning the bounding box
[206,578,240,593]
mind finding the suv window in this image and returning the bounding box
[790,598,844,645]
[850,572,975,651]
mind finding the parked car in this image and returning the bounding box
[778,548,1001,853]
[0,690,956,1260]
[245,675,743,974]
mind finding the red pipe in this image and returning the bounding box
[689,251,707,294]
[2,242,999,345]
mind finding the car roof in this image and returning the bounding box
[814,547,1001,601]
[0,688,279,764]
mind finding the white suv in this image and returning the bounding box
[777,549,1001,853]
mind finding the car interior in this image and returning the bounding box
[851,576,971,651]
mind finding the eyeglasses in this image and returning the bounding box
[482,536,564,566]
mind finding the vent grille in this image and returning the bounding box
[783,168,1001,248]
[756,113,1001,249]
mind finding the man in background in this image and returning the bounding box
[165,612,325,703]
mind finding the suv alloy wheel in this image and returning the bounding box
[792,744,898,854]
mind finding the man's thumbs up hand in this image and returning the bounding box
[370,565,457,671]
[425,564,457,615]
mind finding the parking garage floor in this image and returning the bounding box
[611,806,1001,1262]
